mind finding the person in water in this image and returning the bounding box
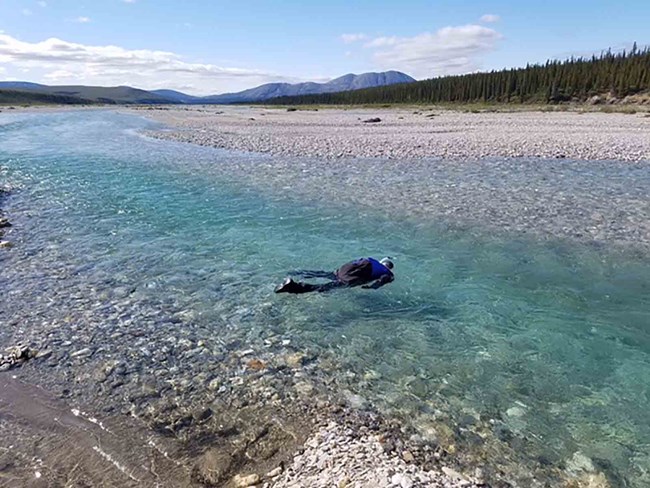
[274,257,394,294]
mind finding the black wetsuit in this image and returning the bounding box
[283,257,394,294]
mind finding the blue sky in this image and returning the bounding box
[0,0,648,95]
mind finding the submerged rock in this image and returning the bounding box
[284,352,307,368]
[566,472,611,488]
[567,451,596,474]
[246,359,266,371]
[193,449,233,485]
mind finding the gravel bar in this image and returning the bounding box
[135,105,650,162]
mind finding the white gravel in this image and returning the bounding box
[135,105,650,162]
[269,421,481,488]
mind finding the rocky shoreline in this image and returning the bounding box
[2,326,492,488]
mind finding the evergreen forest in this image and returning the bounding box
[267,45,650,106]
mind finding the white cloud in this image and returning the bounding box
[363,25,502,79]
[0,33,295,95]
[123,0,136,3]
[38,1,47,7]
[43,69,77,81]
[480,14,500,23]
[340,33,367,44]
[75,16,91,23]
[364,37,398,48]
[22,8,32,16]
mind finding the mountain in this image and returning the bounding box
[150,89,200,103]
[0,81,48,91]
[0,82,172,104]
[0,70,415,105]
[203,71,415,103]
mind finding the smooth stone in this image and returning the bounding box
[442,466,467,482]
[265,466,282,478]
[285,352,306,368]
[232,473,260,487]
[567,451,596,474]
[343,390,368,409]
[572,472,611,488]
[391,473,413,488]
[70,348,94,358]
[401,450,415,463]
[506,406,526,418]
[294,381,315,396]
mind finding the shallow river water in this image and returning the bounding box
[1,110,649,487]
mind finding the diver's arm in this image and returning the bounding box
[361,274,394,289]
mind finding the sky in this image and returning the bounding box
[0,0,648,96]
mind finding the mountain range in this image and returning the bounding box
[0,71,415,105]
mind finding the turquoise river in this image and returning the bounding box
[1,110,649,487]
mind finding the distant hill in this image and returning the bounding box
[0,81,48,91]
[150,89,200,103]
[0,70,415,105]
[0,82,173,104]
[203,71,415,103]
[0,88,96,105]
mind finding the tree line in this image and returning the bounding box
[267,44,650,105]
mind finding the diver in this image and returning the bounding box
[274,257,394,294]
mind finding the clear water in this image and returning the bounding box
[1,111,649,486]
